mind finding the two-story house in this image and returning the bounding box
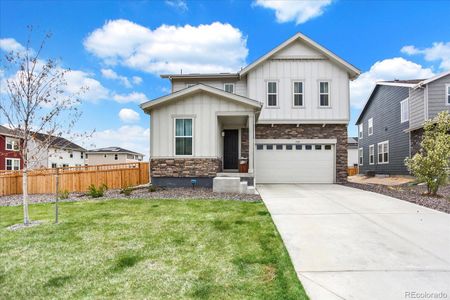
[86,147,144,165]
[0,125,23,170]
[141,32,360,187]
[356,71,450,175]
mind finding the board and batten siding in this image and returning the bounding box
[357,85,410,175]
[150,92,254,158]
[172,79,248,97]
[409,88,425,130]
[246,59,349,123]
[427,74,450,120]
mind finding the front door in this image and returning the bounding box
[223,129,239,169]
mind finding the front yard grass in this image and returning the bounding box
[0,199,307,299]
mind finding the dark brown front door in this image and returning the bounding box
[223,129,239,169]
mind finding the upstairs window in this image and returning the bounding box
[368,118,373,136]
[358,124,363,139]
[81,152,84,159]
[114,154,118,160]
[175,118,193,156]
[293,81,304,107]
[319,81,330,107]
[359,148,363,166]
[224,83,235,93]
[378,141,389,164]
[369,145,375,165]
[446,84,450,105]
[267,81,278,107]
[400,98,409,123]
[6,137,20,151]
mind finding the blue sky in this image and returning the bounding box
[1,0,449,155]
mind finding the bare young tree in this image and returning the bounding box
[0,27,87,225]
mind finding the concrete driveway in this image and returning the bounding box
[258,184,450,300]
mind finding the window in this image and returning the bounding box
[69,152,73,158]
[104,154,107,158]
[256,144,263,150]
[359,148,363,166]
[276,144,283,150]
[295,145,302,150]
[114,154,118,160]
[175,118,193,156]
[62,164,69,168]
[446,84,450,105]
[293,81,304,107]
[400,98,409,123]
[319,81,330,107]
[85,153,88,159]
[377,141,389,164]
[305,145,312,150]
[224,83,235,93]
[286,145,293,150]
[5,137,20,151]
[358,124,363,139]
[368,118,373,136]
[369,145,375,165]
[51,163,57,168]
[81,152,84,159]
[267,81,278,107]
[266,144,273,150]
[6,158,20,170]
[324,145,332,150]
[315,145,322,150]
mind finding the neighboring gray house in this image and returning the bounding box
[356,71,450,175]
[86,147,144,165]
[140,32,360,188]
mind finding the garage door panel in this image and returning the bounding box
[255,144,335,184]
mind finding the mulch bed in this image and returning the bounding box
[0,186,261,207]
[344,182,450,214]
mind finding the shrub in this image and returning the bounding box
[87,183,108,198]
[58,190,70,200]
[149,186,157,193]
[120,186,133,196]
[405,111,450,195]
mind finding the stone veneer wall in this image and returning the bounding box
[410,128,423,156]
[151,158,222,177]
[255,124,348,183]
[241,128,249,159]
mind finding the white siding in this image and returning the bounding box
[150,92,254,158]
[172,79,247,97]
[246,59,350,123]
[47,148,85,167]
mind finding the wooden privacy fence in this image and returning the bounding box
[0,162,149,196]
[347,166,358,176]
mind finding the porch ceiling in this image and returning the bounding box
[218,115,248,127]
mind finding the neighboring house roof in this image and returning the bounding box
[239,32,361,79]
[140,83,263,111]
[160,73,239,80]
[348,137,358,149]
[378,79,424,88]
[87,147,143,156]
[414,70,450,88]
[0,125,18,138]
[32,132,86,152]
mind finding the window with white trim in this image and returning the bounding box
[377,141,389,164]
[358,124,363,139]
[369,145,375,165]
[446,84,450,105]
[267,81,278,107]
[6,158,20,170]
[5,137,20,151]
[293,81,304,107]
[400,98,409,123]
[319,81,330,107]
[358,148,363,166]
[175,118,193,156]
[368,118,373,136]
[224,83,235,93]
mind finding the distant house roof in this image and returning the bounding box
[32,132,86,152]
[87,147,143,156]
[0,125,17,137]
[160,73,239,79]
[414,70,450,87]
[348,137,358,145]
[378,79,424,87]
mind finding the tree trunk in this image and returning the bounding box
[22,168,30,225]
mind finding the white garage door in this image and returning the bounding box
[255,143,335,183]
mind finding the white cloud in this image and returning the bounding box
[0,38,26,53]
[254,0,333,24]
[112,92,149,104]
[132,76,143,85]
[401,42,450,71]
[119,108,140,123]
[86,125,149,158]
[165,0,188,12]
[84,20,248,74]
[350,57,434,109]
[65,70,110,101]
[101,68,132,88]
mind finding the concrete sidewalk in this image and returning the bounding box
[258,184,450,300]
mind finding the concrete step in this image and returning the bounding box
[239,181,248,193]
[213,177,241,193]
[246,186,256,194]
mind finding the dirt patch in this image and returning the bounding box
[0,186,261,207]
[348,175,415,186]
[344,182,450,214]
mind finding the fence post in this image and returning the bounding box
[55,168,59,224]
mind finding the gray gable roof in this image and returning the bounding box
[87,147,143,156]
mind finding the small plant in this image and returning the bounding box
[58,190,69,200]
[120,186,133,196]
[149,186,157,193]
[87,183,108,198]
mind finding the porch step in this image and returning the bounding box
[213,176,255,194]
[239,181,248,193]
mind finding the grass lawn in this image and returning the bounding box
[0,199,308,299]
